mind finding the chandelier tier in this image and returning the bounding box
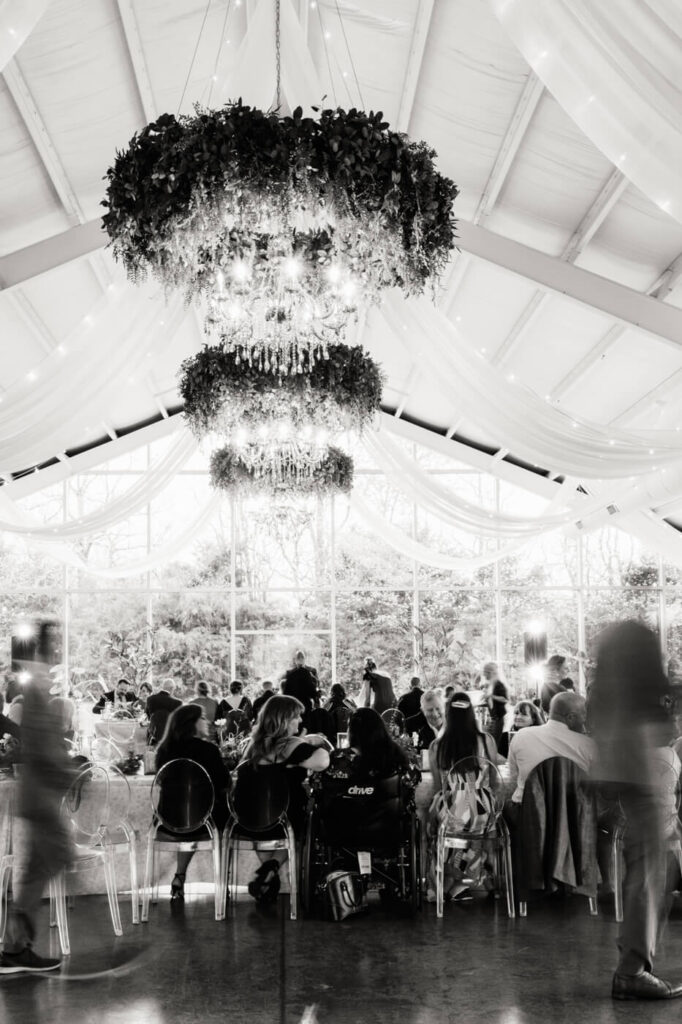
[210,443,353,498]
[179,343,384,440]
[102,102,458,369]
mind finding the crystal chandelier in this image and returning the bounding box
[102,0,457,372]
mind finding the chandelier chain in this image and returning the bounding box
[275,0,281,110]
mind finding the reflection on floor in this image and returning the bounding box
[2,891,682,1024]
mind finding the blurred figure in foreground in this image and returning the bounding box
[590,621,682,1001]
[0,620,72,974]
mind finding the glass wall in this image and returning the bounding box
[1,437,673,702]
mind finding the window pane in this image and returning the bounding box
[334,486,414,588]
[417,590,497,688]
[235,633,331,690]
[585,589,660,660]
[583,528,659,586]
[68,591,148,692]
[152,592,230,697]
[236,590,330,632]
[500,590,579,695]
[335,590,413,695]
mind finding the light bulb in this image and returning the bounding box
[525,618,545,637]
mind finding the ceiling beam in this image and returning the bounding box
[0,219,106,291]
[456,219,682,349]
[395,0,435,133]
[650,251,682,301]
[3,413,185,499]
[114,0,158,123]
[4,214,682,350]
[560,169,628,263]
[5,289,56,354]
[609,366,682,429]
[3,59,85,226]
[551,324,622,401]
[473,72,544,225]
[440,72,543,318]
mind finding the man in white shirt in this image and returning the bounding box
[508,691,595,804]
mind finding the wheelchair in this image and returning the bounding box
[302,770,422,915]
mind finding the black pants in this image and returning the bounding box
[613,786,669,976]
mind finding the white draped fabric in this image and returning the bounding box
[0,432,197,538]
[489,0,682,224]
[31,494,222,579]
[382,295,682,479]
[349,492,527,570]
[365,429,575,538]
[217,0,323,114]
[0,0,50,72]
[0,285,187,473]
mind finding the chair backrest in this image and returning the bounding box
[63,763,113,848]
[443,756,503,837]
[381,708,406,736]
[152,758,215,834]
[229,761,290,832]
[517,755,598,894]
[317,772,404,847]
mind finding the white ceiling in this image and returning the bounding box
[2,0,682,538]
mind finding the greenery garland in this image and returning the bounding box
[102,102,458,299]
[210,445,354,497]
[180,343,383,438]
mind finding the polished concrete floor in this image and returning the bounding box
[3,891,682,1024]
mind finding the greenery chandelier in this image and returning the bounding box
[179,343,383,441]
[102,101,458,370]
[210,443,353,498]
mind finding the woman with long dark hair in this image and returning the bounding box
[347,707,410,778]
[426,692,501,902]
[156,703,231,900]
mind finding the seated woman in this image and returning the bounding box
[497,699,544,756]
[219,680,253,724]
[327,707,412,781]
[131,681,152,717]
[240,695,331,901]
[194,681,219,740]
[155,704,231,900]
[406,689,443,750]
[426,691,503,902]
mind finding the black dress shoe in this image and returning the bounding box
[612,971,682,1000]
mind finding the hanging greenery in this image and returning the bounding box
[209,444,354,497]
[179,342,384,438]
[101,102,458,303]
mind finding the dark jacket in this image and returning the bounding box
[515,756,598,898]
[397,688,423,720]
[282,666,319,715]
[146,690,182,717]
[252,691,274,719]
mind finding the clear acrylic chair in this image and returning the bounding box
[141,758,223,922]
[435,756,515,919]
[0,784,14,945]
[90,737,124,765]
[222,761,298,920]
[50,763,139,956]
[381,709,406,736]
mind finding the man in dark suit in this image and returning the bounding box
[92,678,137,715]
[252,679,275,720]
[398,676,423,720]
[282,650,319,721]
[145,685,182,718]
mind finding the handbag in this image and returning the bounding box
[325,870,368,922]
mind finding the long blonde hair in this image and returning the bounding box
[246,695,304,764]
